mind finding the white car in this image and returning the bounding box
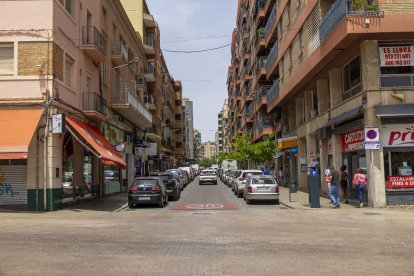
[232,170,264,198]
[199,169,217,185]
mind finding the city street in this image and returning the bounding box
[1,177,413,276]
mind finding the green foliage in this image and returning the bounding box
[198,157,216,168]
[352,0,379,11]
[219,134,277,168]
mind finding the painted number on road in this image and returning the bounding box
[185,204,224,210]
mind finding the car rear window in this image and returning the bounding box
[158,175,171,182]
[242,172,263,178]
[252,178,275,184]
[133,179,157,186]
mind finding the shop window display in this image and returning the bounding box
[384,151,414,190]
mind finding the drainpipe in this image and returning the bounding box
[36,125,46,211]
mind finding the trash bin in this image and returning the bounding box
[289,181,298,193]
[308,161,320,208]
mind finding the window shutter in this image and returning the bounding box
[0,43,14,75]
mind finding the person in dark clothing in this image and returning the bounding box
[340,165,348,204]
[328,166,341,208]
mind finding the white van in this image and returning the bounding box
[221,160,238,171]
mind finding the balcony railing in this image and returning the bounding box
[245,102,254,116]
[255,56,268,75]
[267,79,280,103]
[112,39,128,61]
[319,0,348,42]
[112,87,152,123]
[264,3,277,40]
[82,92,107,115]
[257,85,271,99]
[258,116,273,130]
[81,26,107,57]
[254,0,266,19]
[266,43,278,72]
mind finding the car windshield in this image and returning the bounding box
[132,179,157,186]
[158,175,171,181]
[252,178,275,185]
[243,172,263,178]
[202,170,214,174]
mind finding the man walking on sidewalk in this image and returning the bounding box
[329,166,341,208]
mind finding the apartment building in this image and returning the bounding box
[184,98,195,162]
[201,142,217,159]
[229,0,414,207]
[174,81,186,166]
[194,129,202,160]
[121,0,186,172]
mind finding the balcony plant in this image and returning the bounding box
[352,0,379,11]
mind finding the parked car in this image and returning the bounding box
[232,170,264,198]
[179,167,194,181]
[199,169,217,185]
[149,172,181,201]
[128,177,168,208]
[62,174,89,198]
[227,169,240,188]
[166,169,185,190]
[243,175,279,204]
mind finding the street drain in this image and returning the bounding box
[363,212,381,216]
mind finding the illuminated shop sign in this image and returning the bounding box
[382,125,414,147]
[342,129,364,152]
[379,46,414,67]
[387,176,414,189]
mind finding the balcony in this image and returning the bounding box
[82,92,107,121]
[145,62,156,82]
[111,84,152,128]
[256,85,271,108]
[266,79,280,105]
[264,3,277,41]
[254,56,267,78]
[144,35,155,55]
[266,43,278,74]
[81,26,106,63]
[111,40,128,66]
[254,0,266,21]
[254,116,274,141]
[144,95,156,110]
[143,13,156,27]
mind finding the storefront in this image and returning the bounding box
[341,128,367,202]
[382,124,414,205]
[277,136,298,187]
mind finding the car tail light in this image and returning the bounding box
[129,187,139,191]
[151,187,161,191]
[247,186,252,193]
[275,187,279,193]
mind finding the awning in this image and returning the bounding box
[274,151,284,159]
[375,104,414,118]
[0,109,43,159]
[65,116,126,169]
[324,107,362,127]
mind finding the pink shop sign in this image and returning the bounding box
[382,125,414,147]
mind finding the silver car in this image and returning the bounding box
[232,170,264,198]
[243,175,279,204]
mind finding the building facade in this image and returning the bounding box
[193,129,202,160]
[0,0,186,211]
[184,98,195,162]
[201,142,217,159]
[227,0,414,207]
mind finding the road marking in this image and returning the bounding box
[170,203,238,210]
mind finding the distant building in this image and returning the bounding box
[184,98,194,161]
[201,142,217,159]
[194,129,202,160]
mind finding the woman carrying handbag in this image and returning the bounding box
[352,168,367,208]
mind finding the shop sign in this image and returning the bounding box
[387,175,414,189]
[342,129,364,152]
[379,46,414,67]
[277,136,298,149]
[382,124,414,147]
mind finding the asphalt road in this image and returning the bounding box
[1,176,413,276]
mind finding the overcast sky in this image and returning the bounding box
[146,0,237,142]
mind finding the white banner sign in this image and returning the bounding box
[382,124,414,148]
[379,46,414,67]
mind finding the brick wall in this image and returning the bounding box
[53,44,64,81]
[18,42,53,76]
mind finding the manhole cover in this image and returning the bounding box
[363,212,381,216]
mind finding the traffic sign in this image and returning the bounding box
[364,127,380,150]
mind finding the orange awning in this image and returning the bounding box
[0,109,43,159]
[65,116,126,169]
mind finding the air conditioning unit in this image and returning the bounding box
[310,109,318,118]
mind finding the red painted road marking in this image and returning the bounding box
[170,203,239,210]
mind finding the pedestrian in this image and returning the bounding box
[328,166,341,208]
[340,165,348,204]
[278,167,284,186]
[324,167,332,195]
[352,168,368,208]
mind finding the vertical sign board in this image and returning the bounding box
[364,127,380,150]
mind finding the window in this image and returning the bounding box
[58,0,72,15]
[102,7,107,30]
[342,56,362,99]
[147,60,155,74]
[64,54,74,87]
[0,42,14,75]
[379,44,414,88]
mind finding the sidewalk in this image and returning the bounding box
[279,186,361,210]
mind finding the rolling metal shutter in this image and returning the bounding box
[0,161,27,205]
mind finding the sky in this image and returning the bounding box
[146,0,238,142]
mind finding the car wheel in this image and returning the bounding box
[128,202,134,208]
[165,194,168,204]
